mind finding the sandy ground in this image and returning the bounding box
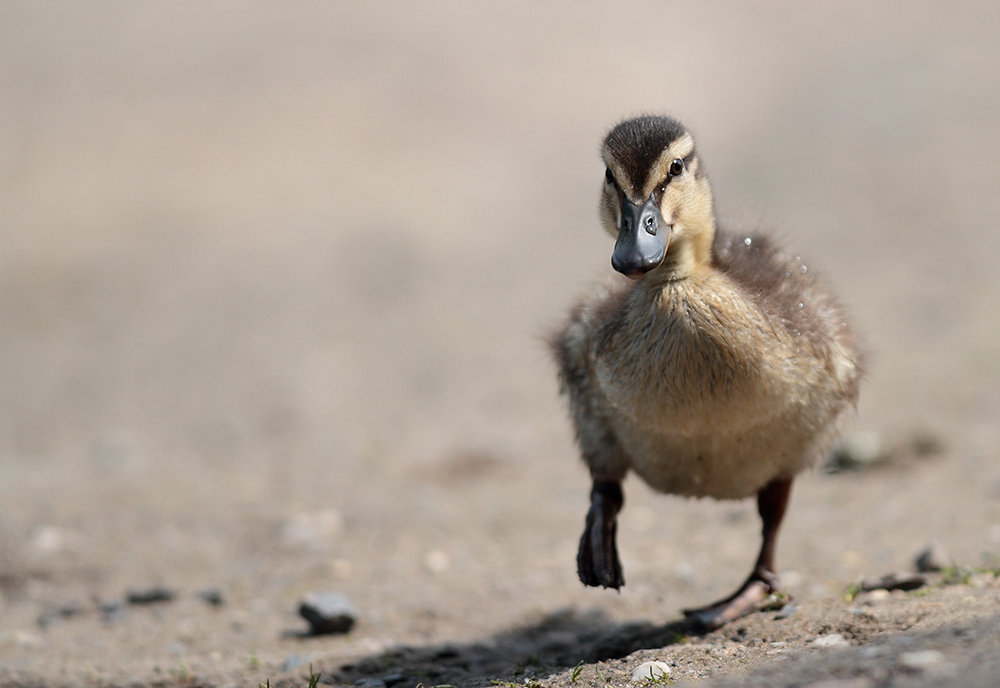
[2,2,1000,687]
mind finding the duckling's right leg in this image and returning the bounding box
[578,479,624,589]
[682,477,792,629]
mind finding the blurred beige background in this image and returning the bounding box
[1,1,999,682]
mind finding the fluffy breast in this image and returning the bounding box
[588,264,859,498]
[594,279,797,431]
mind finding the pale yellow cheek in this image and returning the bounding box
[600,194,621,237]
[658,188,683,226]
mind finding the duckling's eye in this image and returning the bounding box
[669,158,684,177]
[604,167,615,185]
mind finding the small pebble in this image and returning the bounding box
[197,588,225,607]
[898,649,945,671]
[774,601,798,619]
[857,588,891,604]
[861,573,926,592]
[812,633,849,648]
[36,613,61,630]
[827,431,887,472]
[909,432,944,457]
[126,587,176,605]
[914,543,950,573]
[381,674,407,687]
[98,600,126,624]
[425,550,450,574]
[299,592,357,635]
[631,661,671,682]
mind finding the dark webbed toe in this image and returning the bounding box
[577,480,624,589]
[577,503,623,589]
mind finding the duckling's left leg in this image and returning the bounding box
[683,477,792,630]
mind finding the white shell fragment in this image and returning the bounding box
[812,633,849,647]
[631,660,671,682]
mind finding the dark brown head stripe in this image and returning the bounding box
[604,116,688,192]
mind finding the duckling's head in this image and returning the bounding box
[600,116,715,281]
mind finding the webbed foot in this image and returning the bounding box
[682,574,779,630]
[577,480,624,589]
[683,478,794,630]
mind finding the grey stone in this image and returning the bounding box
[774,600,798,618]
[126,587,176,605]
[915,542,950,573]
[98,600,126,624]
[909,433,944,457]
[197,588,225,606]
[299,592,357,635]
[827,431,888,472]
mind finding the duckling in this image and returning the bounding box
[551,115,861,629]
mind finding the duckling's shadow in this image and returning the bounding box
[332,609,701,687]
